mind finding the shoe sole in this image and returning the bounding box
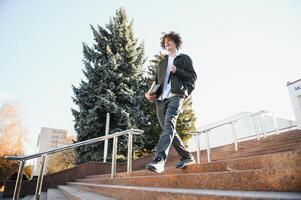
[146,165,164,174]
[176,161,195,169]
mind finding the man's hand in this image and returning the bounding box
[167,64,177,73]
[145,91,157,101]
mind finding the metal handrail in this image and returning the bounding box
[194,110,268,134]
[188,114,249,163]
[191,114,245,134]
[5,128,143,200]
[5,129,143,161]
[188,110,280,163]
[237,125,297,142]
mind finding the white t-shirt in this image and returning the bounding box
[158,50,180,100]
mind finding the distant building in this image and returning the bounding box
[33,127,70,176]
[287,78,301,130]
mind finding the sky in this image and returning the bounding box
[0,0,300,155]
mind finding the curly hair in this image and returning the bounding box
[160,31,182,50]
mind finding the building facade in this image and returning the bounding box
[287,78,301,130]
[33,127,69,176]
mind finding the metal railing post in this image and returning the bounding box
[195,133,201,164]
[111,135,118,178]
[12,160,26,200]
[272,112,280,135]
[127,131,133,173]
[188,131,201,164]
[260,113,266,138]
[252,114,260,141]
[205,131,211,163]
[103,113,110,163]
[34,154,47,200]
[230,122,238,151]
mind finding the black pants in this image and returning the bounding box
[155,95,192,161]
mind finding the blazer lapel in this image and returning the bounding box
[159,55,168,84]
[173,53,182,67]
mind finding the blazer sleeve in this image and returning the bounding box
[174,55,197,83]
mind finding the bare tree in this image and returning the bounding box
[46,135,76,174]
[0,102,28,182]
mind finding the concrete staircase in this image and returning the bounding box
[21,187,112,200]
[24,130,301,199]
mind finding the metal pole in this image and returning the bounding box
[127,131,133,173]
[111,135,118,178]
[205,131,211,163]
[252,114,260,141]
[34,154,47,200]
[195,133,201,164]
[260,113,266,138]
[231,122,238,151]
[12,160,26,200]
[272,112,280,135]
[103,113,110,163]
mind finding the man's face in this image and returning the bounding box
[164,37,177,51]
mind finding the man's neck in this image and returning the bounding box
[167,49,177,57]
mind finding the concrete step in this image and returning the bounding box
[198,130,301,153]
[87,160,228,179]
[163,135,301,165]
[209,136,301,152]
[86,149,301,179]
[219,139,301,153]
[22,193,46,200]
[220,147,301,160]
[227,138,301,151]
[164,144,301,166]
[77,167,301,192]
[22,195,34,200]
[0,195,35,200]
[68,182,301,200]
[190,143,300,163]
[47,188,67,200]
[212,144,301,159]
[57,185,116,200]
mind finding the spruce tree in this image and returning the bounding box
[71,7,146,164]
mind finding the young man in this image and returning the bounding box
[145,31,197,173]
